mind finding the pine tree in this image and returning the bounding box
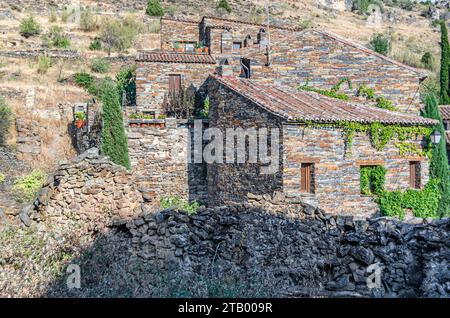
[422,93,450,216]
[146,0,164,17]
[217,0,232,13]
[439,21,450,105]
[100,80,131,170]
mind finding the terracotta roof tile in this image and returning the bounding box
[136,51,216,64]
[211,75,438,126]
[439,106,450,121]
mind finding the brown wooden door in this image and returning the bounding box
[301,163,313,193]
[169,74,181,95]
[409,162,421,189]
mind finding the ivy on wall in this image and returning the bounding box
[297,120,432,156]
[299,79,397,111]
[377,179,441,219]
[360,166,387,195]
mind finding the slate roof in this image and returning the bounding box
[439,106,450,121]
[211,75,438,126]
[136,51,216,64]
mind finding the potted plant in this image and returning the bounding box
[203,46,209,53]
[74,111,86,129]
[173,42,180,52]
[195,43,202,53]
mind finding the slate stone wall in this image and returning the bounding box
[136,61,217,115]
[160,18,200,51]
[127,119,208,204]
[207,79,430,216]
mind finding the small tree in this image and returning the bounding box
[0,97,13,146]
[100,80,130,169]
[146,0,164,17]
[217,0,232,13]
[422,93,450,216]
[439,21,450,105]
[20,15,41,38]
[80,7,98,32]
[116,66,136,106]
[369,33,390,56]
[99,16,140,55]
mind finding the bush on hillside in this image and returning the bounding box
[217,0,232,13]
[0,97,13,146]
[19,15,41,38]
[99,16,141,55]
[369,33,390,56]
[146,0,164,17]
[90,57,111,73]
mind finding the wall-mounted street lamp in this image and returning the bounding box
[430,130,442,145]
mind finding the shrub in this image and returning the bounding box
[90,57,111,73]
[398,0,414,11]
[0,97,13,146]
[74,72,94,89]
[217,0,232,13]
[160,196,200,215]
[352,0,384,15]
[49,9,57,23]
[421,52,435,70]
[61,9,69,23]
[378,179,441,219]
[80,7,98,32]
[146,0,164,17]
[89,38,102,50]
[37,55,52,74]
[369,33,390,56]
[116,66,136,106]
[0,172,5,184]
[19,15,41,38]
[100,80,131,169]
[42,26,71,48]
[99,16,140,54]
[12,170,46,203]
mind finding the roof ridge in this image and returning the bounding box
[313,30,427,77]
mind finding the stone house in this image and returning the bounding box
[130,16,438,216]
[439,105,450,165]
[205,75,436,215]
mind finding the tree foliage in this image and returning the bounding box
[146,0,164,17]
[439,21,450,104]
[116,66,136,106]
[100,80,130,169]
[422,93,450,216]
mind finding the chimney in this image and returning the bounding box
[221,29,232,54]
[218,58,233,77]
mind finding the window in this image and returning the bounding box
[360,165,386,195]
[300,163,315,194]
[240,58,251,79]
[232,42,242,50]
[409,161,421,189]
[168,74,181,96]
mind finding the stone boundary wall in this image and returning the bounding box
[25,149,144,231]
[127,196,450,298]
[0,50,81,59]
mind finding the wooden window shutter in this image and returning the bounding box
[301,163,314,193]
[409,161,421,189]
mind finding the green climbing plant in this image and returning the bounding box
[360,166,387,195]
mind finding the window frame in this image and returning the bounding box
[300,162,315,194]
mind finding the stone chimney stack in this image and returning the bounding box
[218,58,233,77]
[221,29,233,54]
